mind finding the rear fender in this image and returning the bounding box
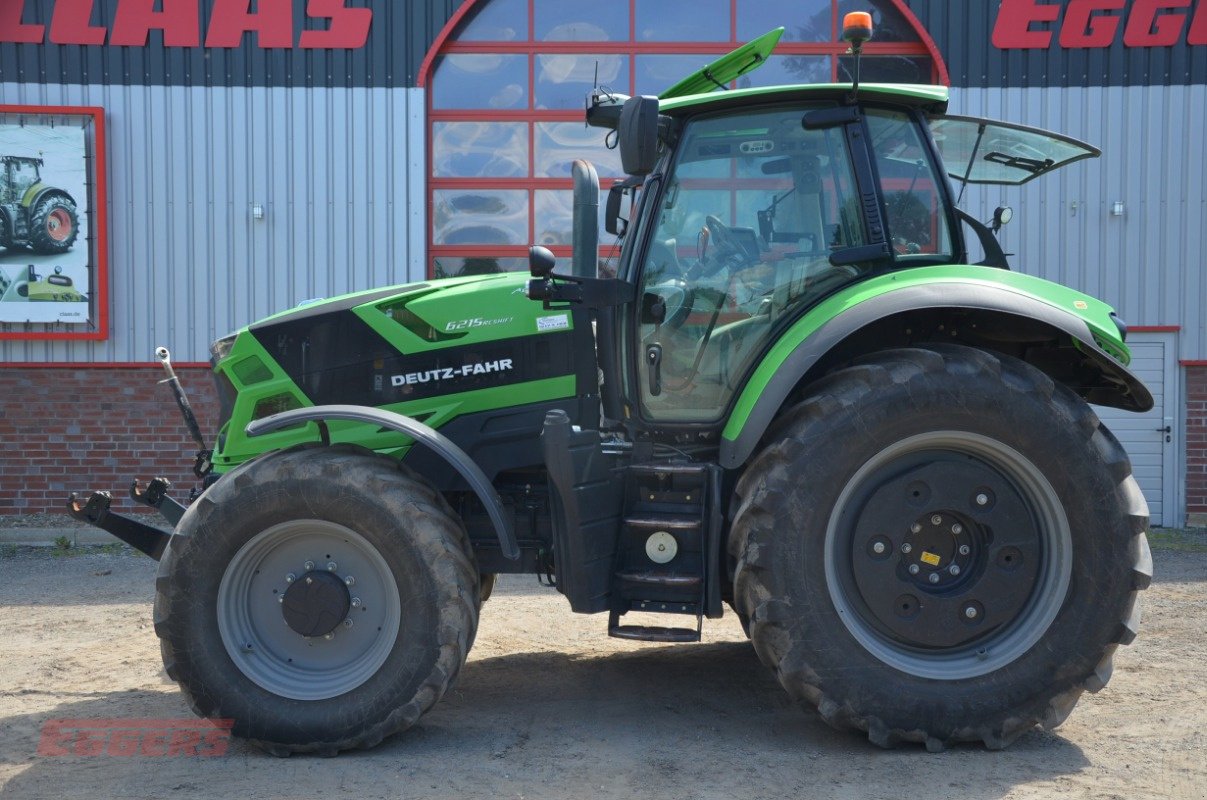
[720,272,1153,469]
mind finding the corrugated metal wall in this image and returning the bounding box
[949,85,1207,362]
[0,83,427,363]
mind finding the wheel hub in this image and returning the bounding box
[281,569,351,637]
[845,452,1043,651]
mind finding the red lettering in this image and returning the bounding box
[166,729,202,756]
[198,728,231,757]
[0,0,45,43]
[1059,0,1125,47]
[204,0,292,48]
[110,0,200,47]
[1123,0,1191,46]
[140,729,170,757]
[108,728,141,757]
[36,723,73,757]
[49,0,107,45]
[299,0,371,49]
[993,0,1062,48]
[73,728,107,757]
[1190,0,1207,44]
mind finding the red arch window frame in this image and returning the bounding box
[419,0,949,279]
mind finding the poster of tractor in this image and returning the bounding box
[0,117,91,325]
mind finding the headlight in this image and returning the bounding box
[209,332,237,365]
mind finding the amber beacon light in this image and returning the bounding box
[842,11,874,48]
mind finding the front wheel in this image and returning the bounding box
[154,445,479,756]
[730,345,1151,750]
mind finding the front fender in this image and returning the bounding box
[720,267,1153,469]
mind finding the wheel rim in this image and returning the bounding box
[824,431,1071,680]
[217,520,401,700]
[46,209,72,242]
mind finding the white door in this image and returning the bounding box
[1092,332,1179,527]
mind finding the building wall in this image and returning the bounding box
[1187,365,1207,523]
[0,366,217,514]
[0,83,428,364]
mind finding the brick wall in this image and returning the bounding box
[0,367,219,516]
[1188,365,1207,526]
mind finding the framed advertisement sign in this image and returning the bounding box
[0,105,107,341]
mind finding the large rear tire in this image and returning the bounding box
[730,345,1151,750]
[28,195,79,254]
[153,444,479,756]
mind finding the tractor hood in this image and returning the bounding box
[208,272,583,469]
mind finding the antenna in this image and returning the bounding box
[842,11,873,100]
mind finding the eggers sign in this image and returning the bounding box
[994,0,1207,49]
[0,0,372,49]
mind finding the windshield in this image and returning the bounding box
[929,115,1100,185]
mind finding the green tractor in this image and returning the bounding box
[70,18,1151,756]
[0,155,80,254]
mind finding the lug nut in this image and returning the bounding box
[304,561,315,571]
[949,564,961,576]
[285,573,296,583]
[951,523,963,535]
[278,596,284,604]
[928,573,940,584]
[351,597,362,608]
[327,561,338,571]
[305,576,313,585]
[965,606,979,619]
[975,493,989,506]
[908,564,920,575]
[910,523,922,534]
[902,543,913,554]
[959,544,971,556]
[323,632,335,641]
[344,576,355,586]
[872,541,886,554]
[931,514,942,525]
[343,618,354,628]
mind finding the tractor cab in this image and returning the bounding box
[1,156,42,204]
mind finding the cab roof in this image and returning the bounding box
[657,83,950,116]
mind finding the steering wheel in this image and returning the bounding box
[699,214,750,277]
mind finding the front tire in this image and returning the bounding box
[154,445,479,755]
[730,345,1151,750]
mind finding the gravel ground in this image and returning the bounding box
[0,538,1203,800]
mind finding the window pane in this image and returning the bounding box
[735,54,830,89]
[535,53,629,110]
[534,0,628,41]
[635,0,729,41]
[838,55,932,84]
[432,190,529,245]
[535,122,624,178]
[635,54,716,96]
[736,0,831,42]
[837,0,921,42]
[431,54,528,110]
[432,256,529,279]
[865,109,952,259]
[432,122,528,178]
[457,0,527,41]
[638,105,869,421]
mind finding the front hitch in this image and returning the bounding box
[67,489,174,561]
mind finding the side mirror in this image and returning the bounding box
[991,206,1014,233]
[528,245,556,278]
[619,95,660,176]
[605,184,628,236]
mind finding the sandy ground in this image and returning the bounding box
[0,541,1204,800]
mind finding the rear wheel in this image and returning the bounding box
[154,444,479,756]
[730,345,1151,750]
[28,196,79,254]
